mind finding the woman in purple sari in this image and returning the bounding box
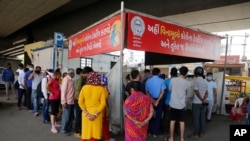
[124,81,154,141]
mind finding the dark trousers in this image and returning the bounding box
[74,100,82,134]
[18,88,26,108]
[26,87,32,110]
[148,99,164,135]
[60,104,75,133]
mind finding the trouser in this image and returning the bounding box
[192,103,206,135]
[60,104,74,133]
[148,98,164,135]
[206,100,214,120]
[102,108,110,140]
[74,100,82,134]
[42,99,50,122]
[31,89,39,113]
[17,88,26,107]
[5,82,14,98]
[26,87,32,110]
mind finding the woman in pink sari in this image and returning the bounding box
[124,81,154,141]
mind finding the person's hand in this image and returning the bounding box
[154,100,159,107]
[62,103,68,109]
[87,114,97,121]
[45,99,48,103]
[214,99,217,104]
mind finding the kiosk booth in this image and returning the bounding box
[67,4,222,133]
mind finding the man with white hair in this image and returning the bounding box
[60,68,75,136]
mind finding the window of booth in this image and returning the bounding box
[80,58,92,68]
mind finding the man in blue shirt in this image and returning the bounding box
[146,68,166,137]
[24,64,33,110]
[2,63,15,100]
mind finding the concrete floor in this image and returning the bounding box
[0,89,244,141]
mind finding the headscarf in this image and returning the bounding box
[86,72,101,85]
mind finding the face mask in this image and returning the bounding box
[207,76,212,81]
[29,68,33,71]
[35,70,41,74]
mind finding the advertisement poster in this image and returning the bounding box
[68,14,122,59]
[127,12,221,60]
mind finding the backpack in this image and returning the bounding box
[37,77,48,98]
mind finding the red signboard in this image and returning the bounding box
[68,14,122,58]
[127,12,221,60]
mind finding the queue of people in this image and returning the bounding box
[2,63,112,141]
[123,66,223,141]
[3,62,250,141]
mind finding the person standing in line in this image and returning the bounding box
[60,68,75,136]
[205,72,217,122]
[28,66,43,117]
[190,66,208,139]
[74,68,86,138]
[15,63,24,99]
[41,69,54,123]
[163,67,178,135]
[17,64,26,110]
[46,69,62,133]
[124,81,154,141]
[145,68,166,137]
[78,71,108,141]
[167,66,190,141]
[2,63,15,100]
[125,69,142,99]
[24,64,34,111]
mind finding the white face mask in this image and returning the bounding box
[29,68,33,71]
[207,76,212,81]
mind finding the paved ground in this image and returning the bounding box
[0,89,244,141]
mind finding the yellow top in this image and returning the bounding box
[78,84,108,139]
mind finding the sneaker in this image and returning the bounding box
[74,133,81,138]
[17,107,21,111]
[33,112,39,117]
[6,97,10,100]
[51,127,58,133]
[153,135,157,138]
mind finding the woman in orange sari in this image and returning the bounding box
[124,81,154,141]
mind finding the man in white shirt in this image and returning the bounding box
[17,63,25,110]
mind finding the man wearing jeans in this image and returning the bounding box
[191,66,208,139]
[2,63,15,100]
[28,66,43,117]
[60,69,75,136]
[145,68,166,137]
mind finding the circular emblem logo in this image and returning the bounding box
[131,16,145,37]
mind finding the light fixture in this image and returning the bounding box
[2,48,24,55]
[0,44,24,54]
[12,38,26,45]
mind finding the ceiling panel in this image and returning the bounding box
[0,0,70,37]
[163,2,250,33]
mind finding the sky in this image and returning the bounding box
[214,29,250,60]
